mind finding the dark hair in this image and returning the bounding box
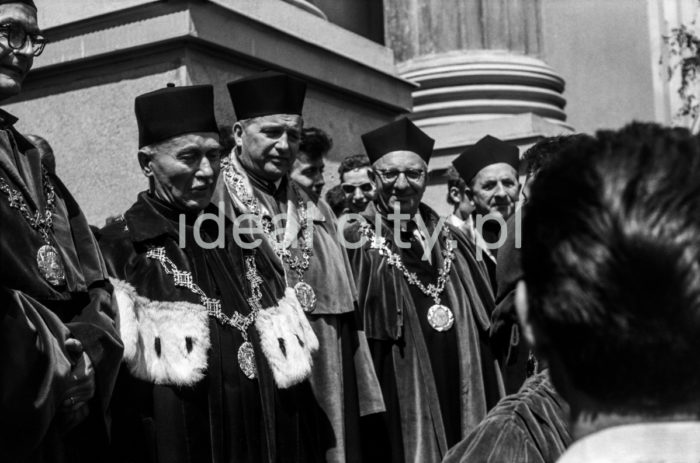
[218,124,235,154]
[324,184,347,217]
[523,122,700,412]
[299,127,333,160]
[522,134,585,177]
[445,166,466,206]
[338,154,371,181]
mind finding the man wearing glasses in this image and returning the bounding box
[0,1,122,462]
[343,117,502,462]
[338,154,375,214]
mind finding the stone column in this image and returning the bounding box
[383,0,570,214]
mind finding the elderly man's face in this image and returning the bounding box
[341,167,375,213]
[140,132,222,212]
[290,151,325,199]
[469,163,519,219]
[234,114,302,182]
[372,151,427,216]
[0,4,38,100]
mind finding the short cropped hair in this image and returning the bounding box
[522,134,585,177]
[338,154,371,182]
[445,166,466,206]
[299,127,333,161]
[523,122,700,412]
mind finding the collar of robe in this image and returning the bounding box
[244,162,287,197]
[124,192,203,243]
[363,201,441,240]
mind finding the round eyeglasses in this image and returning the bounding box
[0,23,47,57]
[375,168,425,184]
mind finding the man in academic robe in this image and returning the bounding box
[212,71,384,463]
[99,84,324,463]
[452,135,520,288]
[343,117,503,463]
[0,1,123,461]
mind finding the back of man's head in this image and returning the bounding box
[522,134,587,177]
[523,122,700,414]
[445,166,466,206]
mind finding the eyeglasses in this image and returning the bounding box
[375,168,425,184]
[341,183,373,194]
[0,23,47,57]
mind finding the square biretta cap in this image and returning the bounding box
[227,71,306,120]
[452,135,520,183]
[135,84,219,148]
[361,117,434,164]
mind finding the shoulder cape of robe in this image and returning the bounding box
[98,192,325,463]
[443,370,571,463]
[0,111,123,463]
[343,202,504,462]
[212,155,385,463]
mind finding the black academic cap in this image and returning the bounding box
[135,84,218,148]
[361,117,434,164]
[227,71,306,120]
[452,135,519,183]
[0,0,36,7]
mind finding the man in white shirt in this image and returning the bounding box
[515,123,700,463]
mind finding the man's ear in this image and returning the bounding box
[448,186,463,206]
[515,280,536,348]
[233,122,244,152]
[138,149,153,178]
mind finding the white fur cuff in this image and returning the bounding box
[111,278,210,386]
[255,287,319,388]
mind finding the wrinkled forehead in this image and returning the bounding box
[151,131,221,153]
[0,4,39,32]
[473,162,518,183]
[372,150,427,170]
[245,113,303,130]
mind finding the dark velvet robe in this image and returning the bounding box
[344,202,503,463]
[98,193,325,463]
[0,109,123,462]
[212,155,385,463]
[490,212,530,394]
[443,370,571,463]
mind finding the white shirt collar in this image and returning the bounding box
[557,421,700,463]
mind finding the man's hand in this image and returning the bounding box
[59,338,95,433]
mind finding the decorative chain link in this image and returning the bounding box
[359,222,455,305]
[146,247,260,340]
[0,165,56,244]
[222,159,313,281]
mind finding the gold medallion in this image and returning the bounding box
[237,341,257,379]
[294,281,317,313]
[37,244,66,287]
[427,304,454,332]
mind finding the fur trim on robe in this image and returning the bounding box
[255,287,319,389]
[111,278,210,386]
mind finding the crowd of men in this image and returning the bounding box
[3,1,700,463]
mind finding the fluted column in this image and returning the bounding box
[383,0,570,214]
[384,0,568,139]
